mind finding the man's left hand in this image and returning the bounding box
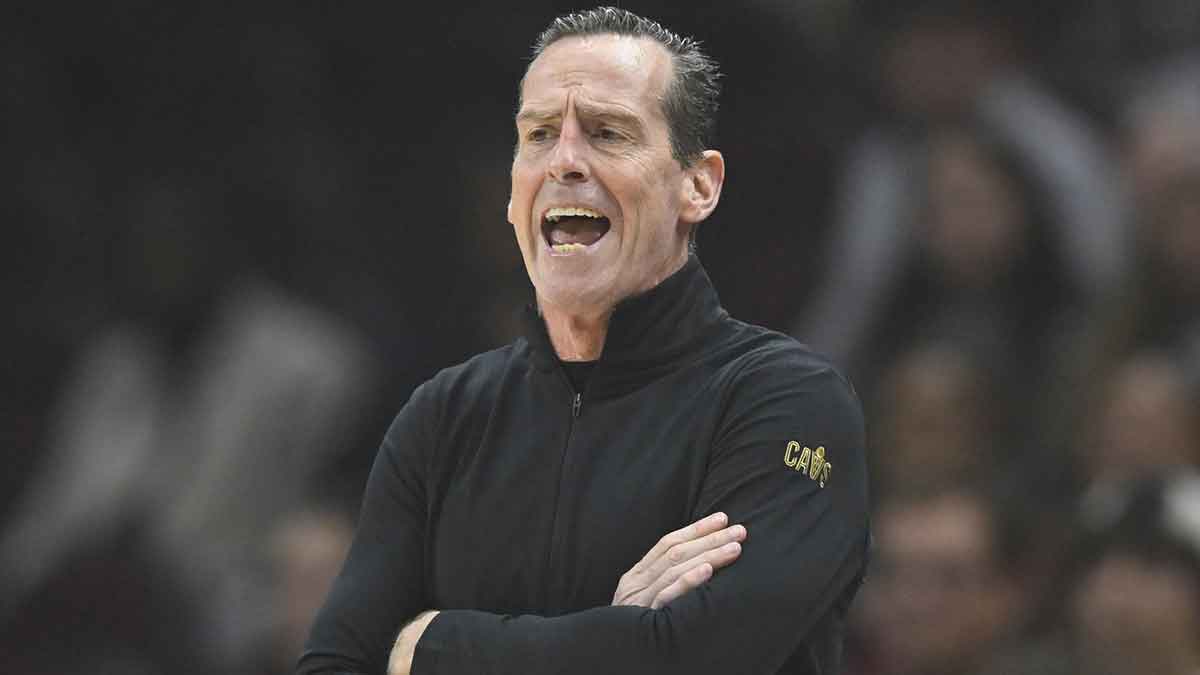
[612,511,746,609]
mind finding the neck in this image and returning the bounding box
[536,250,691,361]
[539,301,612,361]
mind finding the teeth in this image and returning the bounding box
[545,206,604,223]
[551,242,588,253]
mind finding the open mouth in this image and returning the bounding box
[542,206,611,253]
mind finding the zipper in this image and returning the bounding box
[544,362,590,610]
[542,370,582,612]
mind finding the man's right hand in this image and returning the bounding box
[611,512,746,609]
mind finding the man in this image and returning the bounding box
[298,7,869,674]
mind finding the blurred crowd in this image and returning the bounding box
[4,1,1199,674]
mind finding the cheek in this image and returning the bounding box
[509,162,539,215]
[508,171,541,253]
[621,180,677,249]
[511,222,539,267]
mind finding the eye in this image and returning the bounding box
[526,127,553,143]
[594,127,624,142]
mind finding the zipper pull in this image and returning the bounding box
[572,392,582,418]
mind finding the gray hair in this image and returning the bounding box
[524,6,721,166]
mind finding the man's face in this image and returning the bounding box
[510,34,694,314]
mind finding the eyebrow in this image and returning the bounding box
[515,108,559,125]
[516,103,645,132]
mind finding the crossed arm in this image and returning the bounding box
[387,513,748,674]
[298,365,868,675]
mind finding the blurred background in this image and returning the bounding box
[4,1,1199,673]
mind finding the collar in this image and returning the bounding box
[520,254,729,396]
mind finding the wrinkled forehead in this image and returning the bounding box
[518,34,673,115]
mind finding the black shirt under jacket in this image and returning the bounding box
[298,255,870,675]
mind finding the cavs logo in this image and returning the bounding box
[784,441,831,488]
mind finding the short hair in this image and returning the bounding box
[524,6,721,166]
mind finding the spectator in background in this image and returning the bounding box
[0,178,375,673]
[1067,474,1200,675]
[991,474,1200,675]
[834,122,1082,423]
[869,341,1004,498]
[1096,57,1200,364]
[1077,352,1200,497]
[792,1,1128,377]
[851,485,1029,675]
[246,508,356,675]
[1057,57,1200,454]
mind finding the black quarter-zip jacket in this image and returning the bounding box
[298,255,870,675]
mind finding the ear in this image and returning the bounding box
[679,150,725,226]
[507,198,514,225]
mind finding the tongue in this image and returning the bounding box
[549,216,609,246]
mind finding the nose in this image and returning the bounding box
[547,114,590,184]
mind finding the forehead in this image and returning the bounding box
[520,34,672,119]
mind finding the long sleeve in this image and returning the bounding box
[412,361,870,675]
[296,381,437,675]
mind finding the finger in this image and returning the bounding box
[632,512,728,572]
[651,563,712,609]
[704,539,743,573]
[645,523,746,578]
[644,540,742,602]
[614,535,743,608]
